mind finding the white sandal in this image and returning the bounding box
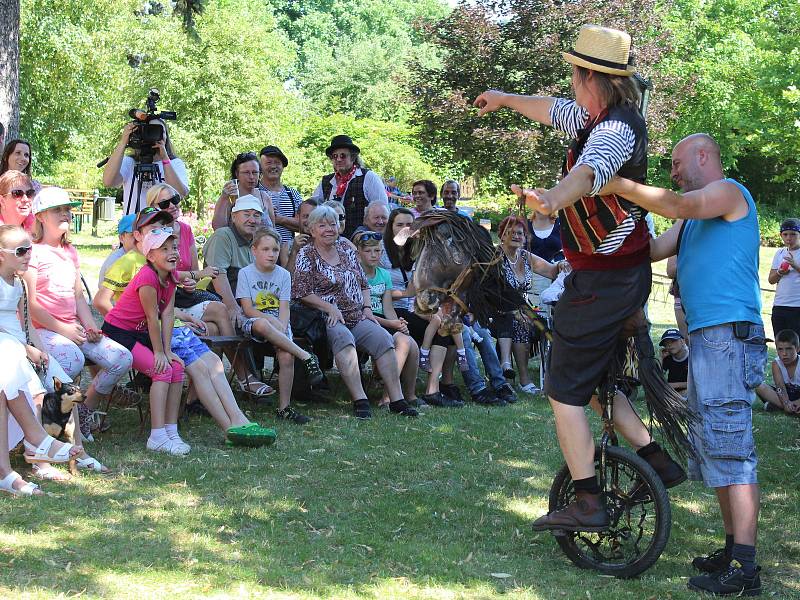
[76,455,111,474]
[31,464,72,481]
[236,375,275,398]
[0,471,42,496]
[23,436,81,464]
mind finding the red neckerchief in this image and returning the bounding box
[335,164,358,198]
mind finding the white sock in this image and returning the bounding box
[420,348,430,357]
[149,428,168,444]
[457,348,466,357]
[165,423,180,440]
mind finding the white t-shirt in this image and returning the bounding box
[235,263,292,319]
[119,155,189,215]
[772,248,800,307]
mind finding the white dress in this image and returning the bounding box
[0,276,71,451]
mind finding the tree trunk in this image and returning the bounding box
[0,0,21,140]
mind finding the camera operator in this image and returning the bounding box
[103,119,189,215]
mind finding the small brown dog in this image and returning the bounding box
[41,377,84,445]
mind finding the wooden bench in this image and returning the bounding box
[65,188,98,234]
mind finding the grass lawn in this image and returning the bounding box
[2,222,798,599]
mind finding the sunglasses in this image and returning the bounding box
[149,226,174,236]
[157,194,181,210]
[356,231,382,243]
[8,188,36,199]
[0,244,33,257]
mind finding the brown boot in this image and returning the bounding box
[531,491,609,532]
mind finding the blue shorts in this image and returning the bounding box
[686,323,767,488]
[171,326,211,367]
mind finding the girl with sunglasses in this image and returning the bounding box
[211,152,276,232]
[0,170,36,232]
[0,224,108,482]
[23,188,131,460]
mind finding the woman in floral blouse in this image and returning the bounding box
[292,205,418,420]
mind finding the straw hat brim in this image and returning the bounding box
[563,50,634,77]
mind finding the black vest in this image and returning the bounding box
[321,169,369,239]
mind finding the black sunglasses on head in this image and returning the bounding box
[9,188,36,199]
[157,194,181,209]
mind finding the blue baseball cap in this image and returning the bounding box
[117,214,136,234]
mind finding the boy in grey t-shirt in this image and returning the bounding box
[235,228,324,424]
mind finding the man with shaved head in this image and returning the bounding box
[602,132,767,596]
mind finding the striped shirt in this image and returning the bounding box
[550,98,639,255]
[262,185,302,245]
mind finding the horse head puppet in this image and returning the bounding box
[395,210,527,335]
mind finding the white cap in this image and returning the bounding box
[32,187,81,215]
[231,194,263,214]
[142,230,175,256]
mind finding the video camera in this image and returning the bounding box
[127,89,177,164]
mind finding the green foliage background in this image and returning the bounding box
[17,0,800,240]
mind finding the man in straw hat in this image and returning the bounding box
[474,25,686,533]
[600,132,766,596]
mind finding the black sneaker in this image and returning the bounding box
[353,398,372,419]
[277,406,312,425]
[692,548,732,573]
[421,392,463,408]
[301,355,324,386]
[389,399,418,417]
[496,383,518,404]
[472,387,503,405]
[440,383,465,404]
[687,561,761,596]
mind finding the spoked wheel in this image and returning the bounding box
[548,445,671,578]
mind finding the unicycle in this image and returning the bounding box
[546,342,672,578]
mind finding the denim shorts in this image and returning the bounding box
[686,323,767,488]
[171,326,211,367]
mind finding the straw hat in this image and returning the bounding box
[563,25,635,77]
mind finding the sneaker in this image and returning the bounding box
[419,353,432,372]
[146,437,190,456]
[353,398,372,419]
[496,383,518,404]
[301,355,324,386]
[277,406,312,425]
[409,397,427,408]
[440,383,465,405]
[519,382,540,394]
[692,548,732,573]
[501,361,515,379]
[421,392,463,408]
[687,561,761,596]
[389,399,419,417]
[457,352,469,371]
[531,491,609,532]
[472,388,504,406]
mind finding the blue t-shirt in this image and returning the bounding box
[366,267,393,316]
[677,179,762,331]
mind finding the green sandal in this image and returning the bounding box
[226,423,277,447]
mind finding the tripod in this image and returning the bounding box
[126,161,163,215]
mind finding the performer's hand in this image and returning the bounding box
[511,184,554,215]
[473,90,506,117]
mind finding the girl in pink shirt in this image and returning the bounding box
[102,230,189,455]
[24,188,132,447]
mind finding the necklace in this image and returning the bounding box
[504,248,521,267]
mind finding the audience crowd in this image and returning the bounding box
[0,129,794,499]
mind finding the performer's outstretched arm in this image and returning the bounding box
[473,90,555,126]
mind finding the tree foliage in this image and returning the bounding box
[408,0,685,194]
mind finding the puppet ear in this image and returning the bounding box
[393,226,419,247]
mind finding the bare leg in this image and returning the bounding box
[441,346,456,385]
[0,393,41,494]
[165,380,183,426]
[550,398,595,480]
[252,319,311,360]
[397,334,419,402]
[717,484,760,545]
[185,360,233,430]
[424,345,447,394]
[276,349,294,411]
[149,381,169,429]
[6,392,82,459]
[335,345,368,400]
[375,350,403,402]
[589,391,652,450]
[512,342,531,385]
[498,337,512,367]
[201,353,248,426]
[755,383,780,408]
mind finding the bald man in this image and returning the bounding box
[602,133,767,597]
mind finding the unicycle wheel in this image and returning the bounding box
[547,445,671,578]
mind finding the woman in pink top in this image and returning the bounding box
[23,188,132,445]
[0,171,36,232]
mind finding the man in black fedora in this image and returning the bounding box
[311,134,388,238]
[259,145,303,248]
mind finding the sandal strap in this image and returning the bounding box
[0,471,21,488]
[24,435,56,457]
[76,456,107,472]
